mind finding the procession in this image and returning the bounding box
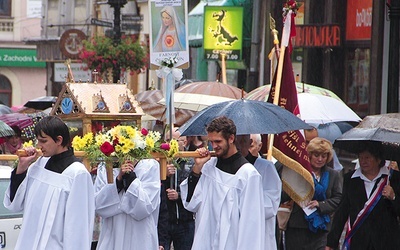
[1,0,400,250]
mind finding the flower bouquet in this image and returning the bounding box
[72,125,179,166]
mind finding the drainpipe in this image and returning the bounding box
[387,0,400,112]
[248,0,261,91]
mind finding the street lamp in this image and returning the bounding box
[108,0,128,82]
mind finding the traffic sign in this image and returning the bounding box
[121,23,142,31]
[91,18,113,28]
[121,14,143,21]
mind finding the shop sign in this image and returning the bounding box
[54,63,92,82]
[0,48,45,68]
[293,25,341,48]
[346,0,372,41]
[203,6,243,61]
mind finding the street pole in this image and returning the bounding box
[108,0,127,83]
[387,0,400,112]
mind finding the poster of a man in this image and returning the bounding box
[149,0,189,69]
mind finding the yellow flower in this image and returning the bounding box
[146,136,155,149]
[168,139,179,158]
[23,140,34,148]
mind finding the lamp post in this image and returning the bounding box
[387,0,400,112]
[108,0,127,83]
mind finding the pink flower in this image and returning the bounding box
[141,128,148,136]
[160,143,170,150]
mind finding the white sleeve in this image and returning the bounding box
[94,163,124,218]
[256,159,282,219]
[64,171,95,250]
[120,159,161,220]
[237,170,265,250]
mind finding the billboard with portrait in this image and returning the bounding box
[149,0,189,69]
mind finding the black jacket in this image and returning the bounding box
[162,159,194,224]
[327,169,400,250]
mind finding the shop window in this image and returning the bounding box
[0,75,12,106]
[345,48,370,116]
[0,0,11,17]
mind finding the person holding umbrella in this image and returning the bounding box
[1,125,23,154]
[180,116,265,249]
[326,141,400,250]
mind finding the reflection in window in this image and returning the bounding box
[0,0,11,16]
[0,75,11,106]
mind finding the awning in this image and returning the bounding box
[188,0,233,47]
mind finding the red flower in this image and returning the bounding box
[141,128,148,136]
[160,143,170,150]
[100,141,115,156]
[112,138,119,146]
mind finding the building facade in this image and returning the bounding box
[0,0,46,107]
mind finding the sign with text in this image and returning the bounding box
[203,6,243,61]
[346,0,372,41]
[54,63,92,82]
[0,49,45,68]
[293,25,341,48]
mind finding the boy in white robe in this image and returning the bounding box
[180,116,265,250]
[3,116,95,250]
[94,158,160,250]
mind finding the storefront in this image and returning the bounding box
[267,0,387,118]
[0,48,46,107]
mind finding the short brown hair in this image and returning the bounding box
[306,137,333,163]
[206,116,236,141]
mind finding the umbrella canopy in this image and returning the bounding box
[334,113,400,161]
[0,104,13,115]
[0,120,15,137]
[175,81,246,99]
[24,96,57,110]
[179,99,312,136]
[308,121,354,143]
[134,90,195,126]
[0,113,34,130]
[246,86,360,124]
[245,82,342,102]
[158,93,234,112]
[297,93,361,123]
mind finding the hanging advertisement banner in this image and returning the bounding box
[149,0,189,69]
[203,6,243,61]
[346,0,372,41]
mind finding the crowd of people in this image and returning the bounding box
[2,115,400,249]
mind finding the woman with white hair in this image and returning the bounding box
[153,6,186,52]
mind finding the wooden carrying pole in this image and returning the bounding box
[14,150,216,182]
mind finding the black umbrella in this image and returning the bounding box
[334,113,400,161]
[24,96,57,110]
[178,99,312,136]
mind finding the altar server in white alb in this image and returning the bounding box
[237,133,282,250]
[3,116,95,250]
[94,157,160,250]
[180,116,266,250]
